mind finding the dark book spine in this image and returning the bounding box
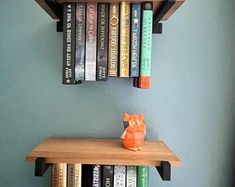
[102,166,114,187]
[82,165,93,187]
[97,4,109,81]
[92,165,101,187]
[85,3,97,81]
[75,3,86,82]
[130,3,141,77]
[63,3,76,84]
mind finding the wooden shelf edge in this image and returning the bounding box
[25,138,181,168]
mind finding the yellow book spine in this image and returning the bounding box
[108,4,119,77]
[67,164,82,187]
[51,163,67,187]
[119,2,130,77]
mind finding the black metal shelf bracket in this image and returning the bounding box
[155,161,171,181]
[153,0,176,34]
[35,157,51,177]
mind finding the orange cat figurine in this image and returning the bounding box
[121,113,146,151]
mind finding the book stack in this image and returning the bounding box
[63,2,153,89]
[51,164,149,187]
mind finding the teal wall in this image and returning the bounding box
[0,0,234,186]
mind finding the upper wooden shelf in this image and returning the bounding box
[35,0,185,33]
[26,138,180,167]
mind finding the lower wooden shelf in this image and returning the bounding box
[26,138,180,181]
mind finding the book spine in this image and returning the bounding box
[130,4,141,77]
[51,163,67,187]
[119,2,130,77]
[137,166,149,187]
[97,3,109,81]
[75,3,86,82]
[108,4,119,77]
[92,165,102,187]
[102,165,114,187]
[63,3,76,84]
[82,165,93,187]
[85,3,97,81]
[139,2,153,89]
[127,166,137,187]
[67,164,82,187]
[113,166,126,187]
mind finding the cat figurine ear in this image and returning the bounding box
[121,113,147,151]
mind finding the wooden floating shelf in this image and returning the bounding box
[35,0,185,33]
[26,138,180,167]
[26,138,180,180]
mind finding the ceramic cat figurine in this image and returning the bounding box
[121,113,146,151]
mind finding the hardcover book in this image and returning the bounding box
[108,4,119,77]
[67,164,82,187]
[102,165,114,187]
[119,2,130,77]
[139,2,153,89]
[97,4,109,81]
[85,3,97,81]
[127,166,137,187]
[92,165,102,187]
[63,3,76,84]
[75,3,86,82]
[130,4,141,77]
[82,165,93,187]
[137,166,149,187]
[113,165,126,187]
[51,163,67,187]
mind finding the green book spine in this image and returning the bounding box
[140,3,153,76]
[137,166,149,187]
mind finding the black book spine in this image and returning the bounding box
[63,3,76,84]
[82,165,93,187]
[97,4,109,81]
[102,166,114,187]
[75,3,86,82]
[92,165,102,187]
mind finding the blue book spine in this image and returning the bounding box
[130,3,141,77]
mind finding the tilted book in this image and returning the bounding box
[119,2,130,77]
[63,3,76,84]
[75,3,86,82]
[85,3,97,81]
[51,163,67,187]
[127,166,137,187]
[137,166,149,187]
[139,2,153,89]
[102,165,114,187]
[108,4,119,77]
[130,4,141,77]
[113,165,126,187]
[97,4,109,81]
[67,164,82,187]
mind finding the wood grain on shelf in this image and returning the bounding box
[35,0,184,21]
[35,0,59,19]
[26,138,181,167]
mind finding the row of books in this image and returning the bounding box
[63,2,153,89]
[51,164,149,187]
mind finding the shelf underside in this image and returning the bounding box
[35,0,184,21]
[26,138,180,167]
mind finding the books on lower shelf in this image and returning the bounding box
[62,2,153,89]
[51,164,148,187]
